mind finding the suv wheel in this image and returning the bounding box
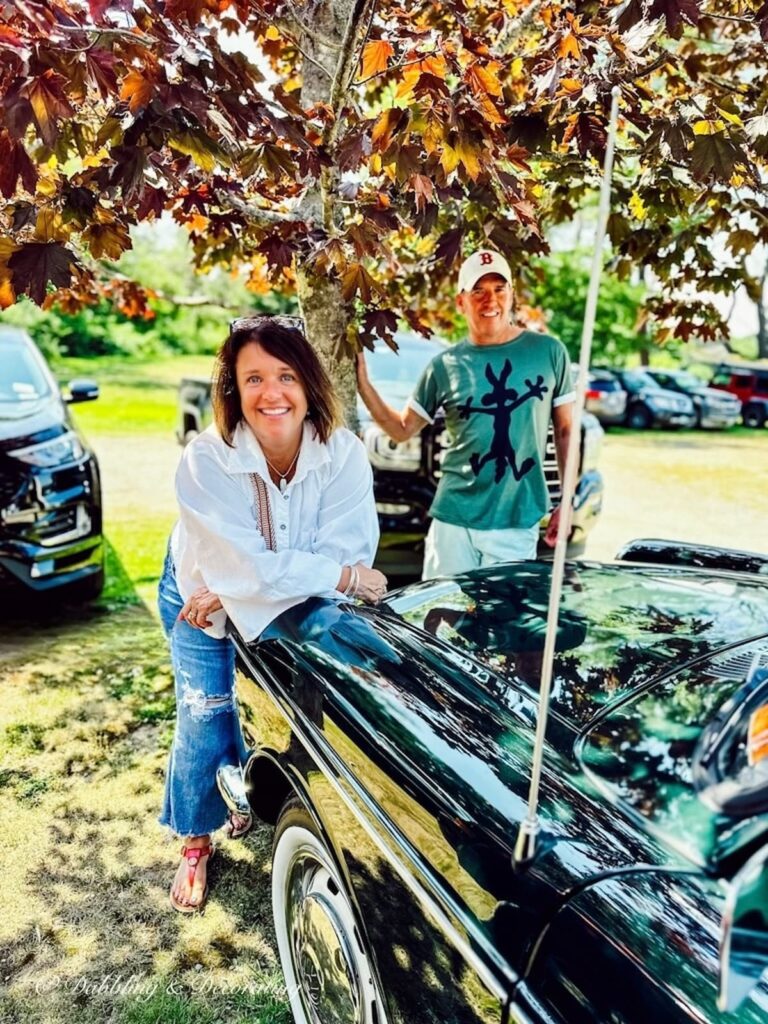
[626,404,652,430]
[272,797,389,1024]
[742,404,766,429]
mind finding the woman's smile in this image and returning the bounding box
[235,342,309,459]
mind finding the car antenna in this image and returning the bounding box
[513,87,621,871]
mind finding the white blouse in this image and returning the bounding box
[170,420,380,642]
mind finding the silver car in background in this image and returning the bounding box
[583,368,628,426]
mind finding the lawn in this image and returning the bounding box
[0,355,291,1024]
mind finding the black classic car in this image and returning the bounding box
[179,332,605,578]
[218,542,768,1024]
[0,326,103,600]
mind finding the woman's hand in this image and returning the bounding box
[352,563,388,604]
[179,586,224,629]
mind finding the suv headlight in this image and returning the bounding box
[9,431,85,467]
[363,425,422,471]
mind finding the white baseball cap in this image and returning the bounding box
[457,250,512,292]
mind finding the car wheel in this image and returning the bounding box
[272,797,389,1024]
[742,404,766,429]
[626,404,652,430]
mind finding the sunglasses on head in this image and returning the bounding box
[229,314,304,333]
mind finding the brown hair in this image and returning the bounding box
[211,317,343,446]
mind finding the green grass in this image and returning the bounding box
[54,355,216,437]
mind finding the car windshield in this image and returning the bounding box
[366,335,446,385]
[622,369,660,391]
[0,339,52,402]
[581,643,768,868]
[669,371,705,390]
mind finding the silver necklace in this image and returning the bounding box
[264,445,301,493]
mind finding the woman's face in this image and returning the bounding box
[235,342,309,454]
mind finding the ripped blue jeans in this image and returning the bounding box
[157,549,248,837]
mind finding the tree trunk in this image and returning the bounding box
[297,267,358,427]
[290,0,361,427]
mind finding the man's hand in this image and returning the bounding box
[179,586,224,629]
[544,503,572,548]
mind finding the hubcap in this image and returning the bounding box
[288,856,363,1024]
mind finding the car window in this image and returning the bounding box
[670,371,703,390]
[0,340,52,402]
[622,369,661,391]
[756,376,768,396]
[366,336,446,385]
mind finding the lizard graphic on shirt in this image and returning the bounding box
[458,359,548,483]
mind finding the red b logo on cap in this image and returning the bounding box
[480,252,493,265]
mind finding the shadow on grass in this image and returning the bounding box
[0,537,146,657]
[0,541,290,1024]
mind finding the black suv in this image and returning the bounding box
[0,327,104,600]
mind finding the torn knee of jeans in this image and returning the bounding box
[180,682,233,720]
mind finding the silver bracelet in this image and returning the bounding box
[343,565,358,596]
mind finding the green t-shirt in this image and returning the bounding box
[409,331,574,530]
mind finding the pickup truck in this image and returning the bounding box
[177,333,605,580]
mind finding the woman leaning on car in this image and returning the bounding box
[157,315,387,914]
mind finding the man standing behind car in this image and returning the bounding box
[356,249,575,577]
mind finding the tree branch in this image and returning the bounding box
[328,0,378,136]
[218,193,308,227]
[355,50,440,86]
[495,0,545,54]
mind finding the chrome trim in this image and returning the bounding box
[232,636,516,1006]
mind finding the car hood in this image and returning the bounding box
[698,386,740,402]
[0,394,66,442]
[253,563,768,874]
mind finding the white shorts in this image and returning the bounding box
[422,519,539,579]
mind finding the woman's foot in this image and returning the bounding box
[223,811,252,840]
[169,836,213,913]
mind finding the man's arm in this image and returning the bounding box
[552,400,574,484]
[356,352,427,442]
[544,400,575,547]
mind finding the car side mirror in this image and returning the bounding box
[66,378,99,403]
[719,844,768,1012]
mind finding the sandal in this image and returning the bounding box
[222,811,253,840]
[169,843,214,914]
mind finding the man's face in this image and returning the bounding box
[456,273,514,345]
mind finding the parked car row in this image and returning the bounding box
[586,365,746,430]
